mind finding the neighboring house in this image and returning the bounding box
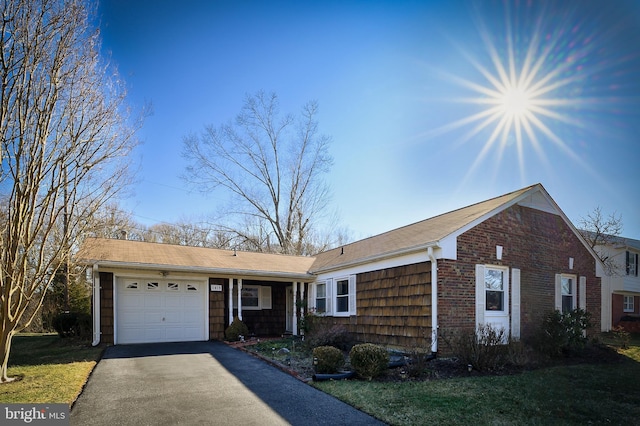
[79,183,606,353]
[592,235,640,331]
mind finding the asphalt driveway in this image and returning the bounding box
[70,341,384,426]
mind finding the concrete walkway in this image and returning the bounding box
[70,341,384,426]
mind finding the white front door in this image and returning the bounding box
[476,265,510,339]
[116,278,207,344]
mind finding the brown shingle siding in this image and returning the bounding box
[99,272,114,345]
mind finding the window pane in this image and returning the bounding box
[561,277,572,295]
[241,287,259,307]
[486,290,504,311]
[562,295,573,314]
[485,269,503,290]
[336,295,348,312]
[316,299,326,313]
[337,280,349,296]
[623,296,634,312]
[317,283,326,298]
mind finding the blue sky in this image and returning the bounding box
[98,0,640,240]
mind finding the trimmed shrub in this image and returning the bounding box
[303,314,352,350]
[349,343,389,380]
[225,317,249,341]
[451,324,509,371]
[533,309,591,357]
[52,312,92,339]
[312,346,345,373]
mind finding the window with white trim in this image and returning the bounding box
[336,279,349,313]
[315,282,326,314]
[623,295,634,313]
[626,251,638,276]
[233,285,272,310]
[315,276,356,316]
[241,287,259,308]
[561,275,575,314]
[485,268,505,311]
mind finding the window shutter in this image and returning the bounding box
[636,253,639,277]
[579,277,586,310]
[325,279,333,314]
[555,274,562,311]
[260,286,272,309]
[626,251,630,275]
[348,275,357,315]
[475,265,485,328]
[511,268,521,341]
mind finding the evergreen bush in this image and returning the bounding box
[225,317,249,341]
[52,312,92,339]
[349,343,389,380]
[312,346,345,373]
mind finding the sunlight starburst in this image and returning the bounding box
[423,2,602,186]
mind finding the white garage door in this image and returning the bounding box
[116,278,207,344]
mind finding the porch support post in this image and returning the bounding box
[228,278,234,323]
[237,278,243,321]
[300,283,306,335]
[292,282,298,335]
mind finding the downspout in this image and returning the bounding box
[427,247,438,354]
[91,264,101,347]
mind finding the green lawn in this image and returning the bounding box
[314,335,640,426]
[0,334,103,405]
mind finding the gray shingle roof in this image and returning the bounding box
[78,184,550,278]
[77,238,316,280]
[309,184,540,272]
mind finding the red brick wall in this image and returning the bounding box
[437,205,600,349]
[613,294,639,325]
[99,272,114,345]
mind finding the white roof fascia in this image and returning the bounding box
[92,260,315,281]
[310,242,440,275]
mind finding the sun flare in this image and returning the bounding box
[423,2,599,185]
[499,86,532,119]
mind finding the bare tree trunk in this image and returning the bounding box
[0,331,15,383]
[182,91,333,255]
[0,0,139,382]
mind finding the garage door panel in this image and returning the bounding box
[116,279,206,344]
[144,328,164,342]
[184,295,201,308]
[144,294,162,308]
[164,311,182,324]
[183,327,203,340]
[119,311,144,325]
[184,311,202,324]
[119,293,143,309]
[165,295,184,309]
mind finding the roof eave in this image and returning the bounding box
[85,260,315,281]
[310,241,439,274]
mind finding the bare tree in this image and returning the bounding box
[578,206,624,275]
[182,91,333,255]
[86,203,143,241]
[0,0,138,382]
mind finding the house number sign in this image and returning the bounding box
[210,284,223,292]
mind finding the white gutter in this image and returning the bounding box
[427,247,438,354]
[84,260,314,281]
[91,264,101,346]
[311,241,439,275]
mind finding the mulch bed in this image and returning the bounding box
[230,339,627,383]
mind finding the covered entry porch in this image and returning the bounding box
[210,277,310,338]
